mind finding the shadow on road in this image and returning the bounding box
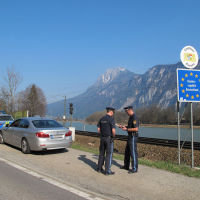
[78,154,122,171]
[3,143,69,155]
[78,155,98,171]
[92,154,122,168]
[31,148,69,156]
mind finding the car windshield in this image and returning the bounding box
[32,120,63,128]
[0,116,14,121]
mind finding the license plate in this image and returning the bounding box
[51,135,63,139]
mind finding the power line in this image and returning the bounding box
[46,81,96,93]
[45,61,180,94]
[47,81,177,105]
[47,67,179,102]
[46,61,186,103]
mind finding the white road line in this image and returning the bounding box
[0,157,105,200]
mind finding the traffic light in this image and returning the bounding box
[69,103,73,115]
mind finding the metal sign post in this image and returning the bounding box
[191,102,194,168]
[177,101,180,165]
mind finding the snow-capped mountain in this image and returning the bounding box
[47,60,200,119]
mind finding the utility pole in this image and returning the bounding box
[63,95,66,127]
[64,95,66,120]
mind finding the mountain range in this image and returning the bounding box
[47,60,200,119]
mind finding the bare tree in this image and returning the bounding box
[1,66,23,113]
[193,103,200,125]
[20,84,47,117]
[86,110,129,124]
[184,103,200,125]
[0,96,7,112]
[136,107,149,124]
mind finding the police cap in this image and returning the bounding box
[106,107,115,112]
[124,106,133,111]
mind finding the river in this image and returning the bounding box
[63,122,200,142]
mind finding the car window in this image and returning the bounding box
[10,119,21,127]
[32,120,63,128]
[0,116,14,121]
[19,119,30,128]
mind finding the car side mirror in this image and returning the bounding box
[5,124,10,127]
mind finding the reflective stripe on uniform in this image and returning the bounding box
[108,142,114,173]
[132,137,137,171]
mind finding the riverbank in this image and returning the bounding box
[140,124,200,129]
[85,122,200,129]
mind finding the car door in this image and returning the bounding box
[13,119,30,148]
[7,119,21,145]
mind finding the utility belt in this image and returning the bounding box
[101,135,111,138]
[128,132,138,137]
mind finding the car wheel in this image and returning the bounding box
[0,131,4,144]
[21,138,31,154]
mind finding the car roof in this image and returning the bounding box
[0,114,12,116]
[17,117,54,121]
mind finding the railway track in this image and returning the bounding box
[75,130,200,151]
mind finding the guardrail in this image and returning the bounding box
[75,130,200,150]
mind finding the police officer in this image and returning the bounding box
[97,107,116,175]
[117,106,139,173]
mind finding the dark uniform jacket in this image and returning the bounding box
[97,115,115,136]
[127,113,139,137]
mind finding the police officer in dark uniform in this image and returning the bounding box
[97,107,116,175]
[117,106,139,173]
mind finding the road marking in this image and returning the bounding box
[0,157,105,200]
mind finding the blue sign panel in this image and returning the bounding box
[177,68,200,102]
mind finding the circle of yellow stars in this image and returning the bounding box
[180,72,200,99]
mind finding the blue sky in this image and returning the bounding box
[0,0,200,104]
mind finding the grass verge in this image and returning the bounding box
[71,143,200,178]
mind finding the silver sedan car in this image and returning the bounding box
[0,117,72,154]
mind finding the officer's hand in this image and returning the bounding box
[116,124,122,128]
[121,126,127,131]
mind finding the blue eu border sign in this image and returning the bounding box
[177,68,200,102]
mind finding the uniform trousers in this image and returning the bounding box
[98,137,113,173]
[124,135,138,171]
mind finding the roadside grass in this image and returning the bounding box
[71,143,200,178]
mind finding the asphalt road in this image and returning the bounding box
[0,143,200,200]
[0,161,87,200]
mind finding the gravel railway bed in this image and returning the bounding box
[75,130,200,150]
